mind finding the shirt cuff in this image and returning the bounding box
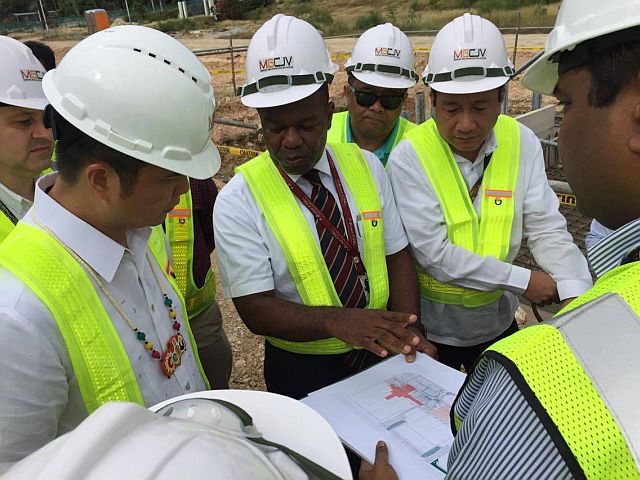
[505,265,531,295]
[222,277,275,299]
[556,279,593,301]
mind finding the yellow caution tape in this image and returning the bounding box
[216,144,262,157]
[556,193,577,207]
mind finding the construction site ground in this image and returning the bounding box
[25,30,590,390]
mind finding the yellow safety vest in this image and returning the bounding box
[405,115,521,307]
[0,223,209,414]
[326,112,415,164]
[164,187,216,318]
[470,262,640,479]
[237,143,389,355]
[0,212,14,243]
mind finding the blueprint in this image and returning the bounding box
[302,354,466,479]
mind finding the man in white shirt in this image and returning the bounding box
[0,36,53,241]
[387,13,592,371]
[0,25,220,470]
[214,15,435,402]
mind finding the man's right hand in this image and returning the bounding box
[326,309,419,358]
[523,271,559,306]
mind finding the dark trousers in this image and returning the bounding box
[264,341,383,476]
[431,319,520,372]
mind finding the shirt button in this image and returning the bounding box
[186,382,191,391]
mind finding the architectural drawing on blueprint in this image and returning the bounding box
[340,372,457,474]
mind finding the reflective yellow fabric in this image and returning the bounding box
[326,111,416,153]
[487,322,640,479]
[0,223,144,413]
[0,213,14,243]
[405,115,520,307]
[165,188,216,318]
[237,144,388,354]
[147,226,211,389]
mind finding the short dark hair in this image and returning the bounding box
[23,40,56,71]
[558,27,640,108]
[51,109,142,197]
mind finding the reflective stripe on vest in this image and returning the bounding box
[0,223,144,412]
[473,264,640,479]
[237,143,389,355]
[326,111,416,167]
[0,212,15,243]
[165,188,216,318]
[405,115,520,307]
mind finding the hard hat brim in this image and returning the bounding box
[151,390,351,478]
[241,83,324,109]
[351,71,416,90]
[428,75,509,95]
[0,97,49,111]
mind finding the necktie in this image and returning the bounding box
[302,169,367,308]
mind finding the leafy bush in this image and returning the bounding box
[355,10,385,31]
[308,9,333,27]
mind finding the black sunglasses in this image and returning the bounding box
[348,86,404,110]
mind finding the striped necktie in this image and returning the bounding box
[302,169,367,308]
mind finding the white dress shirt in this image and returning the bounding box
[0,181,33,221]
[0,173,206,471]
[387,123,592,346]
[214,146,408,302]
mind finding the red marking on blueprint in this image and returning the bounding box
[385,384,423,406]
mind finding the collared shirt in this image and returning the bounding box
[387,123,592,346]
[214,146,408,302]
[345,112,400,167]
[0,181,33,222]
[0,173,206,471]
[587,218,640,278]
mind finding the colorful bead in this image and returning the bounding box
[169,310,177,319]
[172,321,180,330]
[144,341,153,350]
[164,297,173,306]
[137,332,146,341]
[152,350,161,359]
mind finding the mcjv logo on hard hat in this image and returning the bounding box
[20,69,45,81]
[259,56,294,72]
[453,48,487,61]
[374,47,401,58]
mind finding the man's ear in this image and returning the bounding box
[327,100,335,130]
[85,162,118,203]
[497,86,506,104]
[629,73,640,155]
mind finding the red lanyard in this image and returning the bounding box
[276,152,366,275]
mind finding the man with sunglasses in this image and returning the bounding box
[214,15,436,405]
[387,13,591,372]
[327,24,417,168]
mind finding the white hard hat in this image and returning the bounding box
[344,23,418,89]
[239,14,339,108]
[423,13,514,94]
[522,0,640,95]
[42,25,220,180]
[0,35,48,110]
[5,391,353,480]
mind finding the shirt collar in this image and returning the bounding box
[0,180,33,220]
[587,218,640,278]
[30,173,152,282]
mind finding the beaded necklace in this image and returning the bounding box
[31,213,186,378]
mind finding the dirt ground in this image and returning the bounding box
[24,30,565,390]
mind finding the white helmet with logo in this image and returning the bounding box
[522,0,640,95]
[239,14,338,108]
[0,35,48,110]
[344,23,418,89]
[423,13,514,94]
[42,25,220,180]
[4,390,352,480]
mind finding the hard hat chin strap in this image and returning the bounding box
[207,398,343,480]
[237,71,334,97]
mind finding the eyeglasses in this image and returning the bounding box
[348,86,404,110]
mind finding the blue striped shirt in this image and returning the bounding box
[447,357,573,479]
[587,218,640,278]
